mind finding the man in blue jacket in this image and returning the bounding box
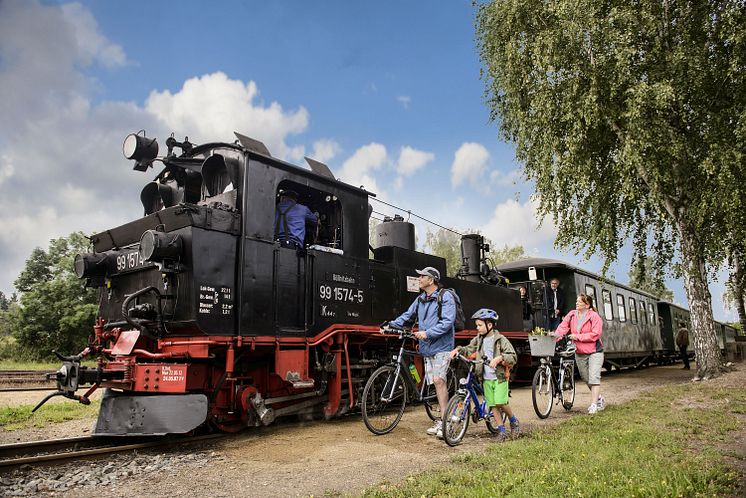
[274,190,318,249]
[387,266,456,438]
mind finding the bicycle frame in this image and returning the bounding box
[380,335,432,403]
[453,362,493,422]
[539,354,575,404]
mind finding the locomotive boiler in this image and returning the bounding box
[36,131,524,435]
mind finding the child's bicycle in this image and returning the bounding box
[441,353,508,447]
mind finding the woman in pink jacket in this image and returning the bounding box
[554,293,605,414]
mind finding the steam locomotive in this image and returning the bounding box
[35,131,523,435]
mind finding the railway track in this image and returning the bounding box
[0,370,55,386]
[0,434,225,469]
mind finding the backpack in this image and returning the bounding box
[436,288,466,331]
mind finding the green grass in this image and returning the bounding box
[363,384,745,498]
[0,360,97,371]
[0,400,100,430]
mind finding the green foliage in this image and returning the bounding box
[363,384,744,497]
[628,256,675,301]
[475,0,745,376]
[0,400,100,431]
[11,232,98,360]
[425,228,463,276]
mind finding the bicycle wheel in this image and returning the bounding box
[362,365,408,435]
[484,408,507,434]
[561,363,576,410]
[532,365,554,419]
[443,392,470,446]
[424,369,456,421]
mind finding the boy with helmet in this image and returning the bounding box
[449,308,520,440]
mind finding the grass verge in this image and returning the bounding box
[363,382,745,497]
[0,400,100,431]
[0,360,97,371]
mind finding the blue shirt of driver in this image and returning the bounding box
[274,199,318,248]
[390,288,456,356]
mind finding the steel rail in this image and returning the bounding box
[0,433,224,468]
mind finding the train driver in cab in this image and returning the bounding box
[274,189,318,249]
[385,266,456,439]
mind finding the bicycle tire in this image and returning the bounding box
[362,365,408,435]
[424,369,456,421]
[561,362,576,410]
[485,408,507,433]
[532,365,554,419]
[443,392,470,446]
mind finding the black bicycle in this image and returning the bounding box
[531,337,576,418]
[362,324,453,435]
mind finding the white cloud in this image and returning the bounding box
[145,72,309,160]
[60,3,127,68]
[397,146,434,176]
[393,146,434,190]
[451,142,489,188]
[337,143,388,195]
[481,198,558,249]
[489,168,522,187]
[397,95,411,109]
[0,1,319,294]
[311,139,341,164]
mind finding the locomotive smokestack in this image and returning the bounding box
[459,234,485,283]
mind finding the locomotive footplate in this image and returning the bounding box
[94,388,208,436]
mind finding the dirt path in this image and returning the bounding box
[0,365,746,497]
[36,364,714,498]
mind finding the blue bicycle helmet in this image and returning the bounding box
[471,308,499,322]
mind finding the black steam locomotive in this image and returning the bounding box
[37,131,523,435]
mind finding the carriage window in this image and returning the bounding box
[640,300,648,324]
[617,294,627,322]
[629,297,638,324]
[647,303,656,324]
[584,284,597,310]
[602,290,613,320]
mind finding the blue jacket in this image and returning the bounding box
[274,199,318,248]
[391,288,456,356]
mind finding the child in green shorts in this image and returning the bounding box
[449,308,519,440]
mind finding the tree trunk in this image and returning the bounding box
[678,225,722,378]
[732,252,746,333]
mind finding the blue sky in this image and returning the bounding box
[0,0,735,320]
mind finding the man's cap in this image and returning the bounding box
[416,267,440,281]
[279,189,299,200]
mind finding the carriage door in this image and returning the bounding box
[274,247,306,333]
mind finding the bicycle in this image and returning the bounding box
[530,336,576,419]
[361,324,454,435]
[441,353,509,446]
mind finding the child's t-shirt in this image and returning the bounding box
[482,335,497,380]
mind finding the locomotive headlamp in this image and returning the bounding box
[123,132,159,172]
[73,253,108,279]
[139,230,183,262]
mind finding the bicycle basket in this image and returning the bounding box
[529,335,556,357]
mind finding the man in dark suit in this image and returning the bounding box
[545,278,565,331]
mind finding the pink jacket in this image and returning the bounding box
[555,309,604,354]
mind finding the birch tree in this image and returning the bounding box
[476,0,746,378]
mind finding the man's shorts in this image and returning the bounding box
[483,379,509,407]
[575,352,604,386]
[424,352,450,384]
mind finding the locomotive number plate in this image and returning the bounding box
[115,250,150,273]
[318,285,364,304]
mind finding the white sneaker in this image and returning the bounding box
[587,403,598,414]
[426,420,442,436]
[597,396,606,411]
[436,426,444,439]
